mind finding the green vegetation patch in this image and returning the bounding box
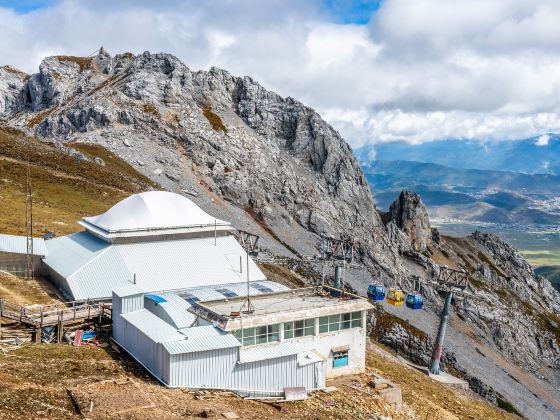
[203,106,227,133]
[496,393,522,416]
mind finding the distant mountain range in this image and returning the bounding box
[357,136,560,175]
[363,160,560,225]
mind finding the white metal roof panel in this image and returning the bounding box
[43,231,109,278]
[153,293,197,329]
[81,191,229,234]
[0,234,47,256]
[297,350,325,366]
[239,342,303,363]
[113,284,144,298]
[122,310,184,342]
[66,247,133,301]
[115,235,266,293]
[163,326,240,354]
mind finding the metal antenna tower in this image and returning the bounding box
[25,162,34,281]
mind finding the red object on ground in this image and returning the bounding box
[73,330,83,347]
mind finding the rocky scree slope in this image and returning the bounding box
[1,49,559,415]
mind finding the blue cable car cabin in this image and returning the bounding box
[406,293,423,310]
[367,283,386,302]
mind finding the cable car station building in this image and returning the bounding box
[3,190,374,397]
[113,284,371,396]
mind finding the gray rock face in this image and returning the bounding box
[1,49,559,417]
[387,191,432,252]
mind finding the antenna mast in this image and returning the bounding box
[25,162,34,281]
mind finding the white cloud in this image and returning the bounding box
[535,134,550,146]
[1,0,560,147]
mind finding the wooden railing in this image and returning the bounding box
[0,298,110,327]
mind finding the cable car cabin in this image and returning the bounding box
[367,284,386,302]
[406,293,423,310]
[386,288,405,306]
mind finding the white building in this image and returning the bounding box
[112,283,372,397]
[40,191,268,301]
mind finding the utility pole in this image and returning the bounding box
[25,162,34,281]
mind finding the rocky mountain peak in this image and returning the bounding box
[387,190,433,252]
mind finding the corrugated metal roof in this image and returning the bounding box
[113,284,143,298]
[0,234,47,256]
[43,231,271,301]
[163,326,240,354]
[116,235,266,293]
[121,310,184,342]
[153,293,197,329]
[43,231,109,278]
[297,350,325,366]
[67,247,133,300]
[239,342,303,363]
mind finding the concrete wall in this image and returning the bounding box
[0,253,43,277]
[281,310,367,378]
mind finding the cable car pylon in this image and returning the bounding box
[427,266,469,375]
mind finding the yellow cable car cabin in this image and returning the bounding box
[386,288,405,306]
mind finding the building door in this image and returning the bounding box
[315,362,325,387]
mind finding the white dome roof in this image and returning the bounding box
[81,191,229,233]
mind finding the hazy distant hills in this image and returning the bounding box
[363,160,560,225]
[357,136,560,175]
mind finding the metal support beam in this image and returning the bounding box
[429,291,453,375]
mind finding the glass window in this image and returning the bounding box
[341,313,352,329]
[232,325,279,346]
[304,319,315,336]
[283,319,315,340]
[328,315,340,331]
[351,311,362,328]
[319,316,329,333]
[319,312,363,334]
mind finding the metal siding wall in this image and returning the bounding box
[169,348,237,389]
[121,294,144,314]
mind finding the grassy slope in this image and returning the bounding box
[0,342,515,419]
[0,126,156,237]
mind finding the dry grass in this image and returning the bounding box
[203,106,227,133]
[0,341,517,419]
[0,273,59,306]
[258,263,307,289]
[0,66,28,77]
[143,103,161,119]
[0,126,154,237]
[366,347,516,420]
[53,56,93,72]
[26,107,57,128]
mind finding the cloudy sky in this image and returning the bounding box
[1,0,560,147]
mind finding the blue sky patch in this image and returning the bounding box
[322,0,381,24]
[0,0,54,13]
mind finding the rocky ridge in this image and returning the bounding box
[1,49,559,418]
